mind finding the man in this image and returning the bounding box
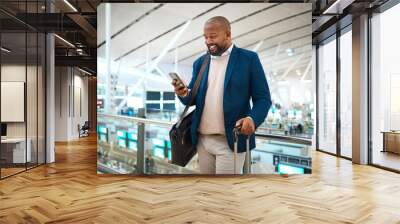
[172,16,271,174]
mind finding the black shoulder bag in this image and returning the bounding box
[169,55,210,167]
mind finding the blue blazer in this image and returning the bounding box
[178,46,272,153]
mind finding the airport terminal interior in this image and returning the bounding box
[0,0,400,222]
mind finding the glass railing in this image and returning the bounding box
[252,133,312,174]
[97,113,197,174]
[108,107,314,139]
[257,123,314,139]
[97,112,312,175]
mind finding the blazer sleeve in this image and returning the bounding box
[248,53,272,128]
[178,57,200,106]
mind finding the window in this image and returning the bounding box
[317,36,337,154]
[0,2,46,179]
[371,3,400,171]
[340,27,352,158]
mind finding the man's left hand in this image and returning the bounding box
[235,117,255,136]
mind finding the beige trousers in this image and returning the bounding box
[197,134,246,174]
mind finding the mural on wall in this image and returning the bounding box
[97,3,313,175]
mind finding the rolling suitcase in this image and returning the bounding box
[233,127,251,174]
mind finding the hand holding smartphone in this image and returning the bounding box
[169,72,185,88]
[170,72,188,97]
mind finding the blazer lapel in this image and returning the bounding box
[224,46,238,91]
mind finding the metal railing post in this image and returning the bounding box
[136,108,145,174]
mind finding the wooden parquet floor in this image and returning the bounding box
[1,135,400,224]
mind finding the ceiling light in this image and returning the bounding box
[252,40,264,52]
[41,5,46,11]
[78,67,92,76]
[323,0,341,14]
[286,48,294,56]
[296,70,301,76]
[63,0,78,12]
[1,47,11,53]
[323,0,354,15]
[54,34,75,48]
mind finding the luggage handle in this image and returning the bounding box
[233,125,251,175]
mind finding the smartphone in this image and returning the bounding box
[169,72,185,88]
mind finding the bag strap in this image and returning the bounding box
[177,54,210,127]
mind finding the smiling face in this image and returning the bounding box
[203,17,232,56]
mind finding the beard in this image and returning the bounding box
[207,43,227,56]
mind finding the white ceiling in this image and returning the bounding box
[97,3,312,81]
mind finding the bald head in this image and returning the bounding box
[203,16,232,56]
[205,16,231,32]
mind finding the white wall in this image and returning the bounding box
[72,73,89,138]
[54,67,89,141]
[55,66,69,141]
